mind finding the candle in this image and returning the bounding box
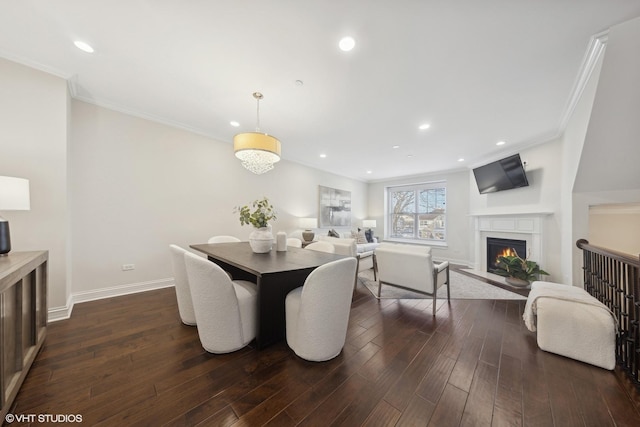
[276,231,287,251]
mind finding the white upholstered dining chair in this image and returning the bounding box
[168,244,197,326]
[285,257,357,361]
[304,241,335,253]
[208,235,241,243]
[183,251,258,353]
[286,237,303,248]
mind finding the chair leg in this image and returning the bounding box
[353,256,361,292]
[373,254,378,281]
[378,280,382,298]
[446,265,451,302]
[432,290,437,316]
[432,269,439,316]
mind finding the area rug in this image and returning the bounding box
[358,269,526,300]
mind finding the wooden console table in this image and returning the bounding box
[0,251,48,420]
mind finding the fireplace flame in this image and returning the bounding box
[496,247,519,264]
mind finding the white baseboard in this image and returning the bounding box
[47,294,74,323]
[48,278,175,322]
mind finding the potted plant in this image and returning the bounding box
[492,251,549,287]
[234,197,277,253]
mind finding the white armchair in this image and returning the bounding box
[373,243,450,316]
[168,244,197,326]
[183,251,258,353]
[285,257,358,361]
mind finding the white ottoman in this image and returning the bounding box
[524,281,616,370]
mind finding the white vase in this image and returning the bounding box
[249,226,273,253]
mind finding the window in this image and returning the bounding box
[386,181,446,244]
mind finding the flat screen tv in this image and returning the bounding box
[473,154,529,194]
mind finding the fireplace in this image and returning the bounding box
[471,212,550,273]
[486,237,526,272]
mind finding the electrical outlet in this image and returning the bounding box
[121,264,135,271]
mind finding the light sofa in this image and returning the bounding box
[317,231,379,274]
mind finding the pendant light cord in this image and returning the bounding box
[253,92,263,132]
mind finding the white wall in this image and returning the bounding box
[559,50,604,285]
[572,17,640,284]
[589,204,640,255]
[367,170,471,265]
[0,58,70,309]
[69,100,368,304]
[575,16,640,194]
[468,140,563,280]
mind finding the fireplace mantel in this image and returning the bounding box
[470,211,554,271]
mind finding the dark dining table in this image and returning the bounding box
[190,242,345,349]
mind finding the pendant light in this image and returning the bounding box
[233,92,281,174]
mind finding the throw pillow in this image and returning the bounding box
[353,229,367,244]
[365,229,373,243]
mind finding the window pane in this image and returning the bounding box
[418,212,446,240]
[390,214,415,238]
[418,188,446,213]
[391,190,415,213]
[387,182,446,243]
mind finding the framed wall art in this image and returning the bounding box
[318,185,351,228]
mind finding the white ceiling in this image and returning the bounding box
[2,1,640,181]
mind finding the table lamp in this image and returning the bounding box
[0,176,31,256]
[362,219,377,231]
[299,217,318,243]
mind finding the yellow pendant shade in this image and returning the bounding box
[233,132,281,174]
[233,92,282,174]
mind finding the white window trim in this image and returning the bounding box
[384,180,447,245]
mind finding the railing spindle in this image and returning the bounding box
[576,239,640,385]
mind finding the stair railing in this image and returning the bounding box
[576,239,640,384]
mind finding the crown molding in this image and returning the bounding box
[557,30,609,132]
[0,50,72,79]
[71,93,229,142]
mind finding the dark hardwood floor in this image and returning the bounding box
[8,280,640,426]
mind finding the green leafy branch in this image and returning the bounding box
[234,197,277,228]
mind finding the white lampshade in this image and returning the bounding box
[299,217,318,229]
[0,176,30,211]
[362,219,377,228]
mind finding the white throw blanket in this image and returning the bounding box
[523,281,616,331]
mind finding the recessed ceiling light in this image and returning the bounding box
[496,140,506,146]
[392,145,400,149]
[230,121,240,127]
[366,170,372,174]
[338,36,355,52]
[458,158,465,162]
[320,154,327,158]
[407,154,413,158]
[74,40,94,53]
[295,80,304,86]
[419,123,431,130]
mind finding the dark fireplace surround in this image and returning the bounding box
[486,237,526,272]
